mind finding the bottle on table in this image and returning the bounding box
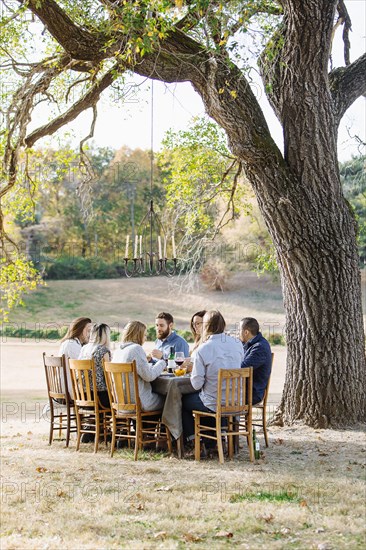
[167,346,176,373]
[253,428,260,460]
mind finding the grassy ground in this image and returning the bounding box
[5,271,286,333]
[1,401,365,550]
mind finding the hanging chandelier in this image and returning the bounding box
[123,81,178,277]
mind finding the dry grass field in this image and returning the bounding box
[5,271,286,332]
[1,406,365,550]
[1,272,365,549]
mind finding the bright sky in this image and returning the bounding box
[39,2,365,161]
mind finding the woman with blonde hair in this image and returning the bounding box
[112,321,165,411]
[78,322,111,408]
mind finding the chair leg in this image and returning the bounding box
[134,418,140,461]
[248,425,254,462]
[227,417,234,459]
[75,413,82,451]
[110,416,116,458]
[59,413,63,439]
[49,402,54,445]
[263,408,269,447]
[94,415,99,454]
[194,414,201,461]
[216,423,224,464]
[65,405,71,448]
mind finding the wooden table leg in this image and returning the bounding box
[177,434,184,459]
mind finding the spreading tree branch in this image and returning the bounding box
[330,53,366,126]
[24,64,118,147]
[337,0,352,66]
[18,0,110,61]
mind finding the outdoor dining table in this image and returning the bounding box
[152,373,197,458]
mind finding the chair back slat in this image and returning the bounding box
[69,359,97,407]
[103,361,139,414]
[43,353,68,400]
[218,368,252,415]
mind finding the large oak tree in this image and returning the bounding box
[1,0,365,426]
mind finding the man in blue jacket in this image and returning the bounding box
[151,312,190,361]
[240,317,272,404]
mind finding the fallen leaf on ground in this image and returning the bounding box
[215,531,233,538]
[153,531,167,539]
[155,486,172,492]
[274,438,284,445]
[36,467,48,473]
[183,533,203,542]
[259,514,274,523]
[300,500,308,507]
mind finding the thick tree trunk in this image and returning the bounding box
[246,150,365,427]
[273,188,365,427]
[192,60,366,426]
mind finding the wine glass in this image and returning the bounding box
[174,351,185,368]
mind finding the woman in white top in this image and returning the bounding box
[58,317,92,396]
[112,321,165,411]
[59,317,92,359]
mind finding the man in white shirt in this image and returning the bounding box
[182,310,244,448]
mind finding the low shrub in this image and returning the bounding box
[44,256,124,279]
[200,260,230,291]
[0,325,67,341]
[0,325,121,342]
[268,333,286,346]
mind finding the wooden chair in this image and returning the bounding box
[69,359,111,453]
[252,352,274,447]
[43,353,77,447]
[103,360,172,460]
[193,368,254,464]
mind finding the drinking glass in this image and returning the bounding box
[174,351,185,367]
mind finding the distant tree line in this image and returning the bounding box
[6,139,365,280]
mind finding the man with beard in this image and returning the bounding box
[150,312,189,362]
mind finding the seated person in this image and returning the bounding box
[182,310,244,446]
[150,312,189,362]
[112,321,166,411]
[59,317,92,359]
[239,317,272,405]
[58,317,92,396]
[78,323,111,409]
[183,310,207,372]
